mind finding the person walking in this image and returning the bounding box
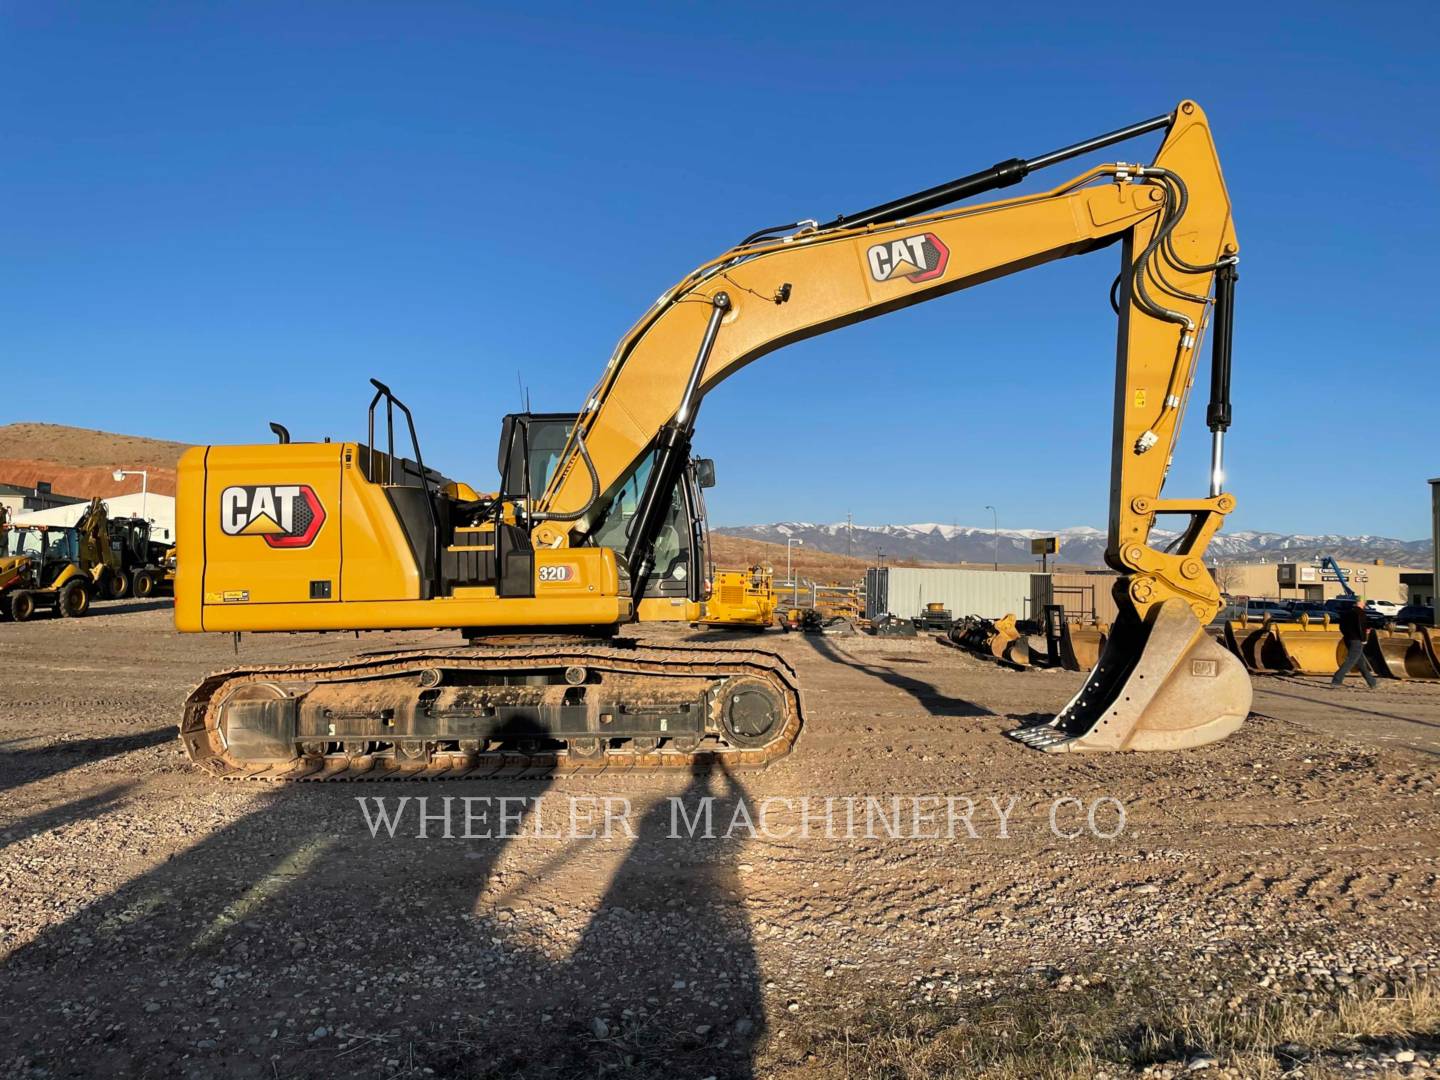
[1332,597,1379,689]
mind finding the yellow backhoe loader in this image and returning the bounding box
[0,499,117,621]
[176,100,1248,776]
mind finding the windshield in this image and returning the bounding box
[3,528,77,562]
[588,451,693,591]
[4,530,42,558]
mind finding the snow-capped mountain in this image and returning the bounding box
[713,521,1435,568]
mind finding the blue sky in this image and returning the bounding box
[2,2,1435,537]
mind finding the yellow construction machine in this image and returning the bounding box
[176,100,1247,776]
[946,611,1110,672]
[0,499,117,621]
[696,565,778,630]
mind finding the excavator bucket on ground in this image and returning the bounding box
[1366,627,1440,680]
[988,614,1032,667]
[1267,615,1347,676]
[1420,627,1440,673]
[947,614,1031,668]
[1222,616,1284,673]
[1058,621,1109,672]
[1008,600,1251,753]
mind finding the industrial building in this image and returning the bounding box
[1215,560,1429,605]
[0,481,84,519]
[10,492,177,545]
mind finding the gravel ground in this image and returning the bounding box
[0,602,1437,1078]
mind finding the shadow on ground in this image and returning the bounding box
[0,727,173,797]
[803,632,989,717]
[0,758,765,1079]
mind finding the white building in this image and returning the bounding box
[11,493,177,545]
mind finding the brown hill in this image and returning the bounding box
[709,534,963,582]
[0,423,190,499]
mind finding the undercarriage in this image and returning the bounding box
[181,639,803,779]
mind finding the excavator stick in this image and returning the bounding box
[1008,600,1250,753]
[1366,627,1440,681]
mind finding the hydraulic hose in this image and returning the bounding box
[529,430,601,524]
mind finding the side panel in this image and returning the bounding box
[201,444,344,606]
[338,445,421,601]
[174,446,209,631]
[638,597,701,622]
[199,547,627,631]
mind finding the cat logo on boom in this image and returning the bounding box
[220,485,327,548]
[866,233,950,284]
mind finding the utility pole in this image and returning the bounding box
[985,504,998,572]
[846,511,853,558]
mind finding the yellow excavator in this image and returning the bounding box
[176,100,1248,777]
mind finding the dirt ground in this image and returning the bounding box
[1,603,1438,1078]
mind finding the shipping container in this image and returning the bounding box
[865,567,1035,621]
[1029,571,1121,624]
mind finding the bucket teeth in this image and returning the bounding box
[1006,600,1250,753]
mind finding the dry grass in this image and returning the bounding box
[763,975,1440,1079]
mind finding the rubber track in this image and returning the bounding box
[181,641,803,781]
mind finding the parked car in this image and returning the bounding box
[1396,604,1435,626]
[1324,597,1389,627]
[1215,597,1292,622]
[1283,600,1334,623]
[1366,599,1403,619]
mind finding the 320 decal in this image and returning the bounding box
[220,485,327,548]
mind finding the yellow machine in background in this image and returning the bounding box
[0,498,117,621]
[697,565,777,629]
[177,100,1248,777]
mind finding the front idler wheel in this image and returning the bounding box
[714,677,784,749]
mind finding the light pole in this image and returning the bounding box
[984,505,998,571]
[787,538,803,605]
[113,469,149,523]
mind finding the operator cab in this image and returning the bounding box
[497,411,714,606]
[352,382,713,607]
[2,526,80,588]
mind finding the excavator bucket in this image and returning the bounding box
[1058,621,1108,672]
[1419,627,1440,673]
[989,614,1032,667]
[1366,627,1440,681]
[948,614,1032,668]
[1008,599,1251,753]
[1222,616,1282,674]
[1268,615,1346,676]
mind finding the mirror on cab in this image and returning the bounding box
[695,458,717,489]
